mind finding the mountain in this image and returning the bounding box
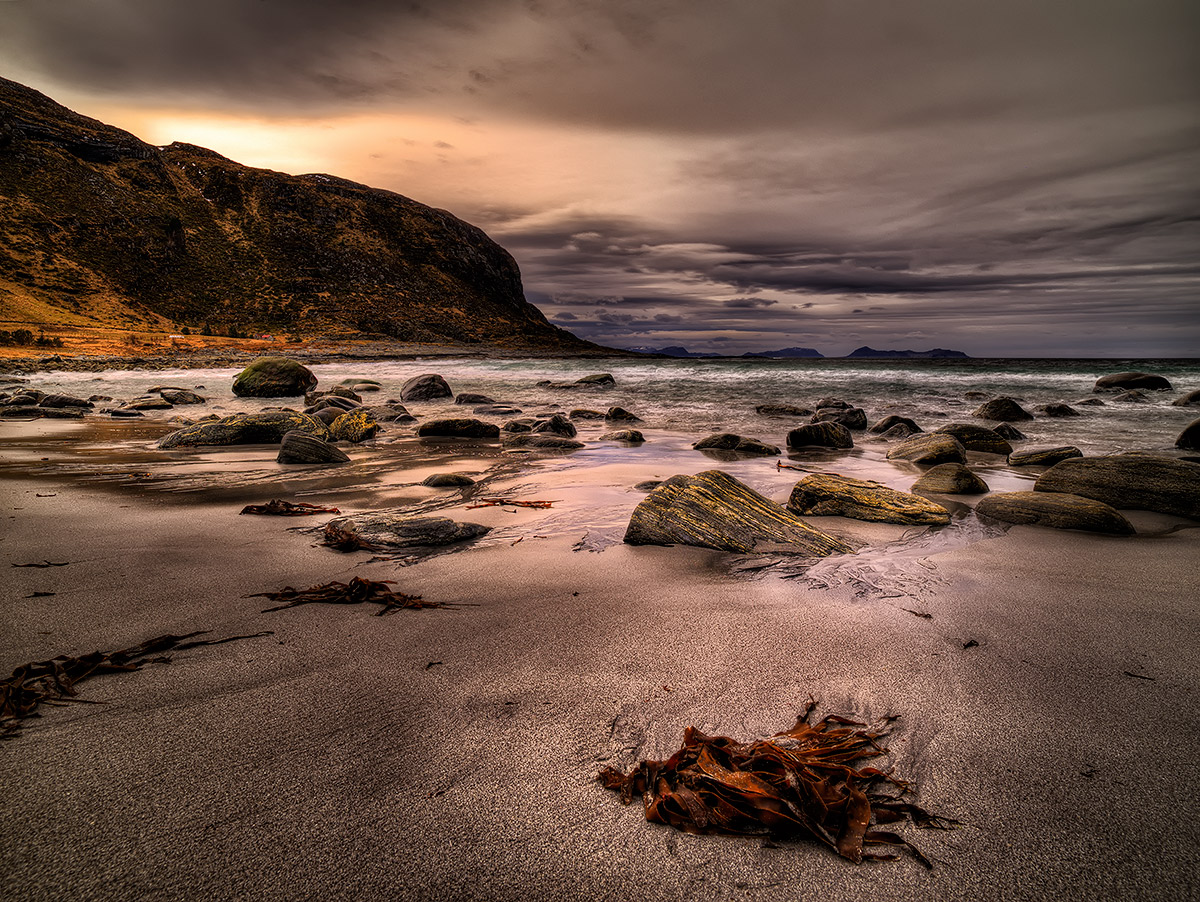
[0,77,598,352]
[626,346,721,358]
[845,346,969,359]
[744,347,824,358]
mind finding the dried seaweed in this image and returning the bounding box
[466,498,556,509]
[12,560,70,568]
[1,631,272,738]
[599,702,954,867]
[775,461,806,472]
[246,576,444,616]
[240,499,342,516]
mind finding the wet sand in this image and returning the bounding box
[2,430,1199,901]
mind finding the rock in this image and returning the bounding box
[324,513,489,549]
[107,408,144,418]
[363,405,416,424]
[306,395,359,413]
[600,430,645,442]
[123,396,174,410]
[1,405,82,419]
[911,463,989,494]
[474,404,522,416]
[1094,372,1172,392]
[569,408,606,420]
[886,433,967,465]
[787,474,951,525]
[277,430,350,464]
[576,373,616,386]
[623,469,850,555]
[814,398,851,410]
[993,423,1026,441]
[1008,446,1083,467]
[870,415,922,435]
[1177,418,1200,451]
[501,418,534,434]
[38,394,93,409]
[158,388,206,405]
[8,390,45,405]
[633,480,663,492]
[329,409,380,443]
[311,407,344,426]
[400,374,453,401]
[786,422,854,450]
[338,378,380,388]
[975,491,1135,535]
[1075,398,1105,407]
[756,404,813,418]
[963,391,990,400]
[416,418,500,439]
[932,423,1013,455]
[1111,390,1148,403]
[158,410,330,448]
[532,414,577,438]
[692,433,781,455]
[811,407,868,430]
[89,395,113,402]
[1035,455,1200,519]
[502,433,585,451]
[972,397,1034,421]
[879,422,919,440]
[352,383,380,393]
[1173,390,1200,407]
[455,392,496,405]
[606,406,643,423]
[421,473,476,487]
[232,357,318,397]
[1035,403,1080,418]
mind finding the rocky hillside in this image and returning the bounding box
[0,77,595,351]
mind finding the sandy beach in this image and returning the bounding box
[2,402,1198,901]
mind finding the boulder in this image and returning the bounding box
[870,415,922,435]
[277,430,350,464]
[306,395,358,413]
[993,423,1026,441]
[532,414,577,438]
[972,397,1033,421]
[911,463,988,495]
[570,408,606,420]
[1008,446,1083,467]
[38,394,93,409]
[600,430,645,442]
[811,407,868,430]
[879,422,919,440]
[886,433,966,465]
[756,404,813,418]
[1035,403,1080,418]
[1094,372,1173,392]
[606,406,643,423]
[324,513,489,549]
[232,357,317,398]
[421,473,476,487]
[787,474,951,525]
[975,491,1135,535]
[1176,418,1200,451]
[455,392,496,405]
[933,423,1013,455]
[786,422,854,450]
[624,469,850,555]
[501,433,585,451]
[1034,455,1200,519]
[576,373,616,386]
[158,411,330,448]
[400,374,453,401]
[1173,390,1200,408]
[329,409,380,443]
[692,433,781,455]
[311,407,344,426]
[416,418,500,439]
[814,398,851,410]
[501,418,535,434]
[158,388,206,405]
[633,480,663,492]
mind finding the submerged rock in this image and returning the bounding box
[911,463,989,495]
[1034,454,1200,519]
[886,433,966,465]
[363,404,416,424]
[329,408,380,443]
[576,373,616,386]
[277,430,350,464]
[975,491,1135,535]
[232,357,317,398]
[455,392,496,405]
[421,473,476,487]
[756,404,813,418]
[1110,390,1148,403]
[600,430,645,442]
[123,396,174,410]
[992,422,1026,441]
[400,374,453,401]
[933,423,1013,455]
[1035,403,1080,418]
[158,410,329,448]
[624,469,850,556]
[786,422,854,450]
[971,398,1034,422]
[1094,372,1172,392]
[324,513,489,549]
[787,474,950,525]
[1008,446,1083,467]
[502,433,585,451]
[570,408,606,420]
[693,433,781,455]
[605,406,643,423]
[417,418,500,439]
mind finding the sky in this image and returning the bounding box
[2,0,1198,357]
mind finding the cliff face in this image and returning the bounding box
[0,77,592,350]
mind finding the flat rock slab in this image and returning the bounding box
[624,469,850,556]
[232,357,317,398]
[911,463,989,494]
[158,411,329,448]
[933,423,1013,455]
[786,422,853,450]
[886,432,966,465]
[787,473,950,525]
[1008,446,1083,467]
[975,491,1135,535]
[324,513,489,549]
[1034,454,1200,519]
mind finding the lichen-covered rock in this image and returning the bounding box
[324,513,489,549]
[416,418,500,439]
[400,374,453,401]
[232,357,317,398]
[933,423,1013,455]
[1035,403,1080,418]
[975,491,1135,535]
[787,474,950,525]
[329,408,380,443]
[600,430,645,442]
[870,415,922,435]
[421,473,476,487]
[885,433,966,465]
[606,406,643,422]
[911,463,989,494]
[786,422,853,450]
[158,410,329,448]
[624,469,850,555]
[811,407,868,430]
[692,433,781,455]
[1008,446,1083,467]
[1034,455,1200,520]
[972,398,1034,421]
[756,404,813,418]
[1175,418,1200,451]
[1094,372,1172,392]
[277,430,350,464]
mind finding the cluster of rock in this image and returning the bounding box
[0,381,211,419]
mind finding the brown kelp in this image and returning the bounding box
[599,701,954,867]
[247,576,443,616]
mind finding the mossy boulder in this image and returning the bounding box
[787,474,950,525]
[786,422,854,450]
[1034,454,1200,520]
[329,408,380,443]
[975,491,1135,535]
[886,433,966,465]
[624,470,850,555]
[158,410,329,448]
[911,463,989,494]
[1008,446,1083,467]
[232,357,318,398]
[933,423,1013,455]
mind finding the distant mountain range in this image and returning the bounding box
[629,345,968,359]
[845,346,969,359]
